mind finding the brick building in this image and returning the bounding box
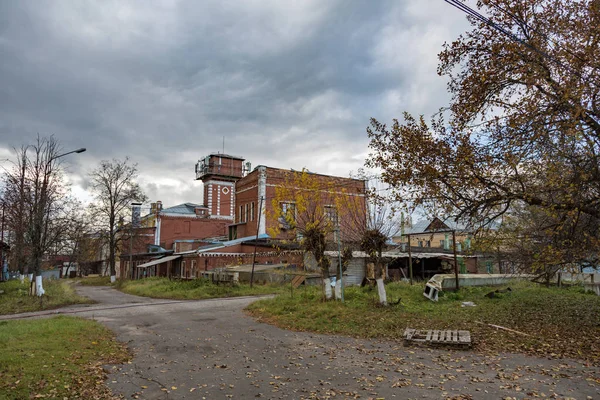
[126,153,368,279]
[231,165,367,240]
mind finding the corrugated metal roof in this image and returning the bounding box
[161,203,206,216]
[136,255,181,268]
[324,250,474,259]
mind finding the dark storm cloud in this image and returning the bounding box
[0,0,469,207]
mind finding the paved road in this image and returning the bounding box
[11,286,600,399]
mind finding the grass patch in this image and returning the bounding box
[0,280,94,315]
[247,281,600,364]
[0,316,130,400]
[75,276,112,286]
[116,276,287,300]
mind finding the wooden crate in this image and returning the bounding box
[403,328,471,348]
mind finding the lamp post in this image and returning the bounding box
[31,146,86,295]
[54,148,86,160]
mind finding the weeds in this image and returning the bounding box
[247,281,600,364]
[116,277,286,300]
[0,279,93,315]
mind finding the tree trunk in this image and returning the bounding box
[109,229,117,282]
[34,273,45,297]
[374,259,387,306]
[322,277,332,300]
[334,279,342,300]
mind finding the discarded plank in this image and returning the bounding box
[291,275,305,288]
[475,321,530,337]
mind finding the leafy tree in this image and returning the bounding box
[269,169,359,300]
[89,158,146,282]
[477,203,599,284]
[367,0,600,271]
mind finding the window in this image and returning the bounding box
[240,205,245,222]
[324,205,338,225]
[426,240,431,247]
[418,240,423,247]
[440,240,445,248]
[250,202,255,221]
[245,204,249,223]
[181,261,186,278]
[279,202,296,228]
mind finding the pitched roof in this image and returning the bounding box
[195,233,270,253]
[401,216,499,235]
[160,203,206,216]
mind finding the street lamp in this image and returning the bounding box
[54,148,86,160]
[32,146,85,294]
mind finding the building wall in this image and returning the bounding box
[176,251,303,277]
[204,180,235,219]
[394,232,471,251]
[158,215,229,250]
[234,166,367,240]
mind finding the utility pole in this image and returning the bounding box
[250,196,264,288]
[336,217,344,302]
[0,201,5,282]
[407,234,413,285]
[452,230,459,291]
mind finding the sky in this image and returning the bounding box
[0,0,470,208]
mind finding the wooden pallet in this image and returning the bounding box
[403,328,471,348]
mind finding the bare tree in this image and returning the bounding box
[2,146,30,282]
[53,202,93,278]
[89,158,146,282]
[2,136,75,295]
[340,189,400,306]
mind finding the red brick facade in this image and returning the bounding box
[158,215,229,250]
[233,166,367,240]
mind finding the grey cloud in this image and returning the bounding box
[0,0,469,206]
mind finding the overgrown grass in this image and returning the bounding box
[247,281,600,364]
[116,276,287,300]
[75,276,112,286]
[0,279,94,315]
[0,316,130,400]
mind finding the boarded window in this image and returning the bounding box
[279,202,296,228]
[324,205,338,225]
